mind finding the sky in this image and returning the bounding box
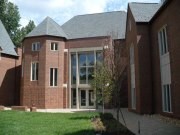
[9,0,160,27]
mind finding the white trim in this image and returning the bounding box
[69,47,103,52]
[69,52,72,108]
[64,49,68,52]
[158,25,168,56]
[76,52,79,109]
[63,84,67,88]
[50,42,58,51]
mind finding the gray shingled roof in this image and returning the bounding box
[26,17,68,38]
[0,20,17,56]
[62,11,127,39]
[129,3,161,22]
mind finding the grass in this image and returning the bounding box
[0,111,98,135]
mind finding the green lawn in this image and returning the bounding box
[0,111,98,135]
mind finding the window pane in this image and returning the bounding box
[36,63,39,80]
[88,67,94,83]
[79,67,86,84]
[51,43,54,50]
[79,54,86,66]
[72,89,76,106]
[55,43,58,50]
[96,51,103,63]
[32,63,35,80]
[81,90,86,106]
[32,44,35,51]
[50,68,53,86]
[54,68,58,86]
[37,43,40,51]
[71,54,76,67]
[89,90,94,106]
[163,29,167,54]
[87,52,94,66]
[72,67,76,84]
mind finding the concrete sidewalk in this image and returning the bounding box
[106,108,180,135]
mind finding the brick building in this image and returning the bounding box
[126,0,180,118]
[0,20,21,106]
[1,0,179,119]
[21,12,127,109]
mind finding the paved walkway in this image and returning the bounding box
[105,108,180,135]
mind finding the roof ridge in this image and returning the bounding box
[46,17,49,35]
[74,11,126,17]
[130,2,159,4]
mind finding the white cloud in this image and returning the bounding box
[9,0,160,27]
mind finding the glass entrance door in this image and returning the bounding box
[80,89,95,108]
[80,90,86,107]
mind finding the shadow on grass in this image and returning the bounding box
[56,129,95,135]
[99,113,135,135]
[69,116,91,120]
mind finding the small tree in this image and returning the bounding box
[91,36,127,125]
[91,59,112,113]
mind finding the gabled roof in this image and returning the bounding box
[129,3,161,22]
[62,11,127,39]
[0,20,17,56]
[26,17,68,38]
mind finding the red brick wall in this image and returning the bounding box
[150,0,180,118]
[114,39,128,107]
[66,37,107,49]
[126,7,153,114]
[0,50,21,106]
[21,36,66,109]
[126,7,140,113]
[45,38,65,109]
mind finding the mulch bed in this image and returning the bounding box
[92,113,135,135]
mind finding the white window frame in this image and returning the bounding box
[162,84,172,113]
[50,68,58,87]
[50,42,58,51]
[31,62,39,81]
[158,25,168,56]
[32,42,40,51]
[130,44,136,109]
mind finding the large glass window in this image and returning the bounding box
[31,62,39,81]
[79,52,95,84]
[50,68,58,86]
[158,26,168,56]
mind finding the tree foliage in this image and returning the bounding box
[0,0,35,47]
[0,0,20,42]
[91,36,127,125]
[13,20,35,46]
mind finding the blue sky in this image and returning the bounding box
[9,0,160,27]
